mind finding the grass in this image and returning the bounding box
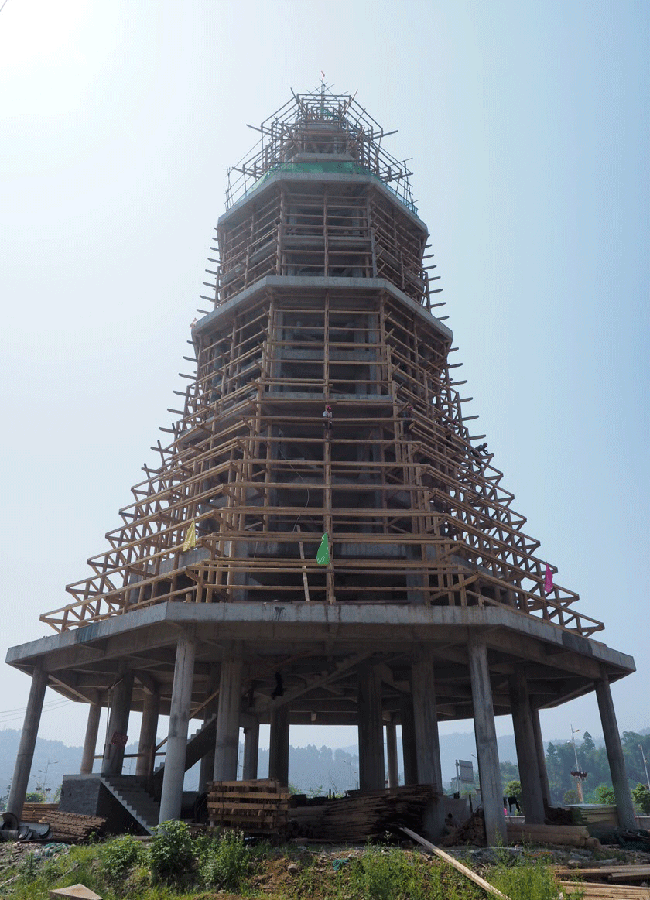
[0,830,581,900]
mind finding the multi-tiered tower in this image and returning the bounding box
[6,92,636,843]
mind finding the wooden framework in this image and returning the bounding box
[39,93,603,642]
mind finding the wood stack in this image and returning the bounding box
[507,822,599,848]
[554,864,650,884]
[20,802,58,823]
[207,779,291,834]
[38,811,107,843]
[303,785,439,842]
[557,880,650,899]
[570,805,619,828]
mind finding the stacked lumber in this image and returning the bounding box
[38,811,106,843]
[507,822,599,848]
[555,864,650,884]
[207,779,290,834]
[21,802,58,822]
[441,809,486,846]
[315,785,439,842]
[557,880,650,899]
[571,805,619,828]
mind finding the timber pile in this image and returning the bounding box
[507,822,599,848]
[207,779,290,834]
[557,880,650,899]
[571,805,619,828]
[21,802,58,822]
[441,809,486,846]
[38,811,106,842]
[555,864,650,883]
[315,786,439,842]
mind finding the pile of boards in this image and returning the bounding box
[207,779,290,834]
[507,822,600,849]
[555,864,650,900]
[20,803,59,823]
[291,786,439,842]
[37,811,107,843]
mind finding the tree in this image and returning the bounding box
[632,783,650,814]
[503,780,522,801]
[563,789,579,804]
[25,791,46,803]
[593,784,616,805]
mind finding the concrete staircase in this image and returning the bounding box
[101,775,160,834]
[150,713,217,793]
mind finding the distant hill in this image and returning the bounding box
[1,726,646,800]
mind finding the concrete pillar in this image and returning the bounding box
[595,669,637,830]
[268,704,290,786]
[213,657,242,782]
[400,694,418,785]
[468,634,507,845]
[101,666,134,777]
[80,701,101,775]
[412,652,445,838]
[136,686,160,778]
[243,720,260,781]
[509,671,545,823]
[357,663,385,791]
[7,666,47,817]
[386,722,399,788]
[159,632,196,823]
[198,665,219,793]
[532,707,551,806]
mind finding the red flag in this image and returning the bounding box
[544,563,553,595]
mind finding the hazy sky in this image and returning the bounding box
[1,0,648,772]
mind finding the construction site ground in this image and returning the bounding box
[2,834,650,900]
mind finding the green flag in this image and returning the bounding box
[316,533,330,565]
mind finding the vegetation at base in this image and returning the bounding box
[486,849,584,900]
[1,828,596,900]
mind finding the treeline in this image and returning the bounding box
[499,730,650,804]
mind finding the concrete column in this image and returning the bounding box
[243,720,260,781]
[213,657,242,782]
[532,707,551,806]
[400,694,418,785]
[386,722,399,788]
[136,686,160,778]
[412,652,445,838]
[101,667,134,777]
[80,701,101,775]
[357,663,385,791]
[509,671,545,823]
[268,704,290,786]
[595,669,637,830]
[159,633,196,823]
[468,634,507,845]
[7,666,47,818]
[198,665,220,793]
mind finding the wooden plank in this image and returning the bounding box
[400,827,509,900]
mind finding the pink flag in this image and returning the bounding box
[544,563,553,595]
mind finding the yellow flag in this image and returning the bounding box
[182,520,197,552]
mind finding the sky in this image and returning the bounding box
[1,0,649,770]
